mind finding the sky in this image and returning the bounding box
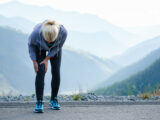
[0,0,160,28]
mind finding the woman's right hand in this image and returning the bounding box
[33,60,38,74]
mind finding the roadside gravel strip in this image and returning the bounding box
[1,101,160,108]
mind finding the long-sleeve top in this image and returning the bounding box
[28,20,68,61]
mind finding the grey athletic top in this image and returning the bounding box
[28,20,68,60]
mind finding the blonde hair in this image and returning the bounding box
[40,20,59,42]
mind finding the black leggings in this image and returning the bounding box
[35,46,62,101]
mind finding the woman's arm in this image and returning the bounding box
[28,31,39,73]
[28,31,37,61]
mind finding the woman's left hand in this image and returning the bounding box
[40,58,49,73]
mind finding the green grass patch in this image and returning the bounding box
[72,93,82,101]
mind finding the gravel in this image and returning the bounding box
[0,92,160,102]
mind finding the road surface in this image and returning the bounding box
[0,102,160,120]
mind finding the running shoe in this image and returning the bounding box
[34,100,44,113]
[49,96,61,110]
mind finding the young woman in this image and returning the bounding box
[28,19,68,113]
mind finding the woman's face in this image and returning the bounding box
[45,39,55,43]
[46,41,52,43]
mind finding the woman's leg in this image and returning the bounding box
[35,46,46,101]
[50,49,62,100]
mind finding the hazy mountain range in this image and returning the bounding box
[94,58,160,96]
[125,25,160,40]
[67,30,126,58]
[0,14,126,58]
[0,1,143,47]
[94,47,160,90]
[1,0,160,96]
[3,1,160,59]
[0,73,19,96]
[111,36,160,66]
[0,14,35,34]
[0,26,119,95]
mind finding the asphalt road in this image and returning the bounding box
[0,102,160,120]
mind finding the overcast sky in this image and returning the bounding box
[0,0,160,28]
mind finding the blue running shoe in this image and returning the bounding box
[34,100,44,113]
[49,97,61,110]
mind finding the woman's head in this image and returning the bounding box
[40,19,59,43]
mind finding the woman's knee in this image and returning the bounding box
[37,63,45,74]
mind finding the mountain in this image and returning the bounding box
[95,47,160,89]
[125,25,160,40]
[94,58,160,96]
[60,47,119,93]
[0,14,35,34]
[67,30,126,58]
[86,54,121,72]
[0,1,141,46]
[0,13,126,58]
[0,26,119,95]
[112,35,160,66]
[0,73,19,96]
[0,26,34,95]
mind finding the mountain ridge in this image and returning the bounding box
[95,47,160,89]
[94,58,160,96]
[0,1,141,46]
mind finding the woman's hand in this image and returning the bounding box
[33,60,38,74]
[40,56,50,73]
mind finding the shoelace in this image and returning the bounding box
[36,101,43,108]
[51,98,58,105]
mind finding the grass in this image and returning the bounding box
[24,96,30,102]
[72,93,82,101]
[71,84,85,101]
[140,93,151,99]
